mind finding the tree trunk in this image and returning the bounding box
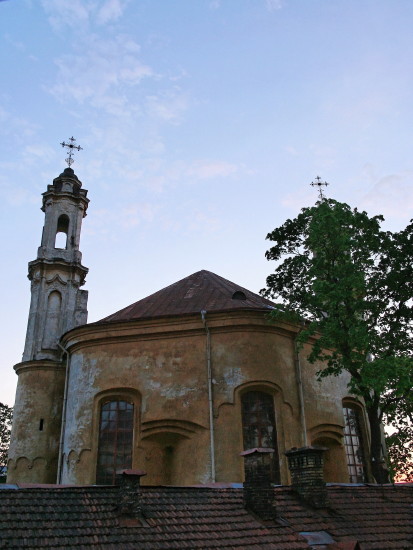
[366,405,390,483]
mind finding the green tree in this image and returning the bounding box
[0,403,12,480]
[262,199,413,483]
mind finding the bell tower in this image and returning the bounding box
[23,164,89,361]
[7,138,89,484]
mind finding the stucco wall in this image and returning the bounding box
[7,361,65,484]
[59,311,355,486]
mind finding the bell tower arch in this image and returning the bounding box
[8,139,90,484]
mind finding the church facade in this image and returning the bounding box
[7,167,373,486]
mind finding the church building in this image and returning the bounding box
[7,164,372,487]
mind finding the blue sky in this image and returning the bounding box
[1,0,413,405]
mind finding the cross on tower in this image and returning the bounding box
[310,176,329,200]
[60,136,83,168]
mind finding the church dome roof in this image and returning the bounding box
[98,270,276,324]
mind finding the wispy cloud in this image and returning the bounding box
[265,0,283,12]
[84,202,159,235]
[281,187,316,211]
[49,34,153,116]
[309,144,337,171]
[284,145,299,157]
[41,0,92,30]
[119,202,158,228]
[145,89,189,123]
[0,106,37,140]
[41,0,129,30]
[96,0,128,25]
[24,143,55,161]
[186,160,239,180]
[4,34,25,51]
[43,0,191,129]
[360,171,413,223]
[188,209,221,234]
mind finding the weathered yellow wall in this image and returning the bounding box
[7,361,65,484]
[58,311,355,486]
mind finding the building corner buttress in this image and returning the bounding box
[7,166,89,485]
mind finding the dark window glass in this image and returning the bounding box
[343,405,366,483]
[96,400,134,485]
[241,391,280,483]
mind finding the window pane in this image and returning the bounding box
[241,391,280,484]
[96,400,134,485]
[343,406,366,483]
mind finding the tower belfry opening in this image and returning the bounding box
[55,214,69,249]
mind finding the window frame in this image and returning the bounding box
[93,389,140,486]
[241,390,281,484]
[342,402,368,483]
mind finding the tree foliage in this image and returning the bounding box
[262,199,413,482]
[0,403,12,477]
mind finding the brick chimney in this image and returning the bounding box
[240,448,276,520]
[117,469,147,518]
[285,446,327,508]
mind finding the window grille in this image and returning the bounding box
[96,400,134,485]
[241,391,280,483]
[343,405,367,483]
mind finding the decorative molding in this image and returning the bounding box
[14,360,64,375]
[141,418,206,439]
[218,379,294,414]
[65,448,92,465]
[309,423,344,445]
[46,274,68,286]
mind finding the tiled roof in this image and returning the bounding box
[0,486,307,550]
[277,484,413,549]
[0,484,411,549]
[97,270,276,324]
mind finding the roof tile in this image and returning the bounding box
[0,484,411,549]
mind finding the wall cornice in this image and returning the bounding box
[60,310,302,353]
[14,359,64,375]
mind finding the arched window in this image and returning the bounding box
[96,399,134,485]
[54,214,69,249]
[342,403,367,483]
[241,391,280,483]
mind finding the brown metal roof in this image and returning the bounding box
[98,270,276,324]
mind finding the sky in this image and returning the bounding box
[1,0,413,406]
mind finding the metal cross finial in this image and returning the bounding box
[310,175,329,200]
[60,136,83,168]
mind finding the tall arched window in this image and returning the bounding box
[343,403,367,483]
[241,391,280,483]
[96,399,134,485]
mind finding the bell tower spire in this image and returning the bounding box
[7,139,90,484]
[23,139,89,361]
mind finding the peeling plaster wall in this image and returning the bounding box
[300,342,356,482]
[61,331,210,485]
[7,362,65,484]
[59,312,356,486]
[64,354,97,446]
